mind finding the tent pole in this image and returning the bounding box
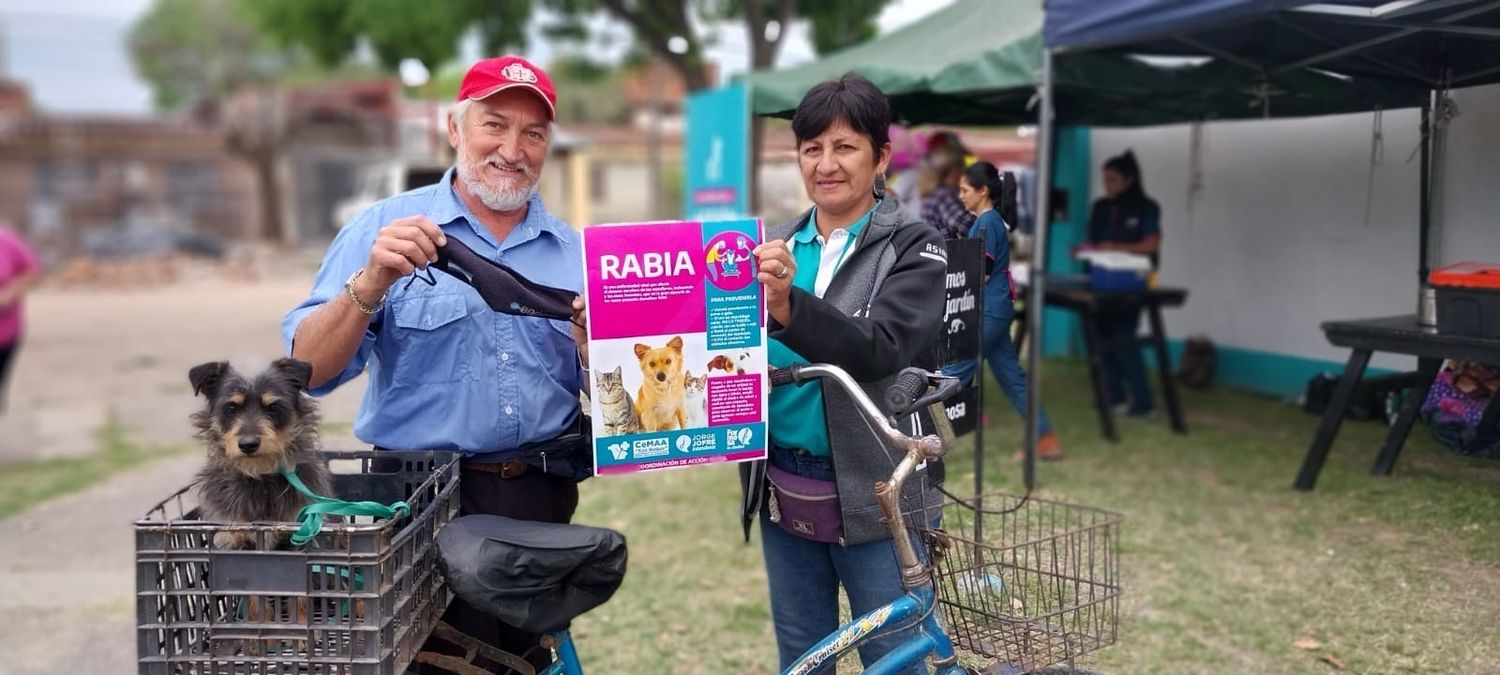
[1419,93,1432,286]
[1025,49,1056,493]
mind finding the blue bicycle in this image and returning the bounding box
[417,362,979,674]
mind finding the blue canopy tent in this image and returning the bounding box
[1021,0,1500,469]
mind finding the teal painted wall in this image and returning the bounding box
[1041,126,1091,358]
[1140,341,1397,398]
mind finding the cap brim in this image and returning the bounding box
[467,83,556,120]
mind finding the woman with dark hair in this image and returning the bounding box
[741,72,947,671]
[950,161,1062,459]
[1089,149,1161,416]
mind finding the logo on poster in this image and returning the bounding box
[632,438,670,458]
[675,436,692,452]
[704,231,757,291]
[607,442,629,461]
[727,427,755,450]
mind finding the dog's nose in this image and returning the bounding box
[656,372,667,382]
[238,437,261,454]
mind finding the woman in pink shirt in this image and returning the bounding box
[0,224,39,412]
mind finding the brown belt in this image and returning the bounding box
[462,459,531,479]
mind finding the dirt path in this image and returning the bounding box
[0,277,368,674]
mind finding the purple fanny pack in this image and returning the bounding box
[766,464,844,545]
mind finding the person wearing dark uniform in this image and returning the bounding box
[1087,150,1161,417]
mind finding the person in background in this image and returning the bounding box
[0,222,40,414]
[919,146,975,239]
[741,72,947,672]
[947,162,1062,460]
[886,125,928,222]
[1088,149,1161,416]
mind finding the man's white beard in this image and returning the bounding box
[457,153,537,213]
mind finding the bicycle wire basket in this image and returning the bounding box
[927,492,1123,672]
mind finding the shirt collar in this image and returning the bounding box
[796,200,880,244]
[429,167,567,250]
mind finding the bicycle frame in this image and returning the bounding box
[783,585,963,675]
[517,364,960,675]
[537,631,583,675]
[779,364,963,674]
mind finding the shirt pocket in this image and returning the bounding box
[521,317,580,386]
[390,292,472,385]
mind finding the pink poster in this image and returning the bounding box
[583,219,768,475]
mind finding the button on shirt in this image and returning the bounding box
[281,168,584,455]
[768,203,877,457]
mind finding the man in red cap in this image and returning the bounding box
[282,55,589,672]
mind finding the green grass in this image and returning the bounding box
[569,359,1500,674]
[0,412,188,520]
[321,420,355,436]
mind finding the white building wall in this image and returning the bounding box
[1090,82,1500,373]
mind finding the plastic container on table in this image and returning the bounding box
[1431,261,1500,338]
[1077,250,1152,293]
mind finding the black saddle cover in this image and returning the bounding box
[436,514,627,634]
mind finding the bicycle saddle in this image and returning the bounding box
[436,515,627,634]
[427,236,577,322]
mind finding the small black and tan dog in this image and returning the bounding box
[189,358,333,550]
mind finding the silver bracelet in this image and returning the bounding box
[344,269,385,315]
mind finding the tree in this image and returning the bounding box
[726,1,888,210]
[248,0,533,73]
[127,0,285,111]
[245,0,890,211]
[247,0,888,116]
[128,0,299,241]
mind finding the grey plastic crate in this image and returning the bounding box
[135,450,460,674]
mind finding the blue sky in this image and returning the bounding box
[0,0,951,115]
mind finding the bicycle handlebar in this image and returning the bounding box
[767,364,950,464]
[884,368,929,416]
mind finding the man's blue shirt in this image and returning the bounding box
[281,168,583,455]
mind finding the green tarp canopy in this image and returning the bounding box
[746,0,1427,127]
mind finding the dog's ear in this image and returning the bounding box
[272,358,314,391]
[634,343,650,359]
[667,336,683,351]
[188,361,230,398]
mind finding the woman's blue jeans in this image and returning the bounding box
[759,447,930,673]
[945,303,1054,436]
[1099,306,1154,412]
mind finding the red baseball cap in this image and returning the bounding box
[456,56,557,120]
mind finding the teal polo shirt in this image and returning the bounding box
[768,203,876,456]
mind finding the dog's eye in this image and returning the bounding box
[224,401,240,413]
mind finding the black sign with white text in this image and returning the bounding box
[941,238,983,436]
[941,238,982,363]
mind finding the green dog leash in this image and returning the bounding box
[280,467,411,546]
